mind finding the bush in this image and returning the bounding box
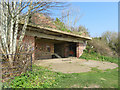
[87,38,117,57]
[101,31,118,53]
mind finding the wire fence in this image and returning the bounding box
[0,53,32,87]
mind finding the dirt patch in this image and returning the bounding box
[71,84,81,88]
[34,57,118,73]
[84,84,100,88]
[71,84,100,88]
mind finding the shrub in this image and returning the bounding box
[87,38,116,57]
[101,31,118,53]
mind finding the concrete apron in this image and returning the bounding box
[34,57,78,64]
[34,57,118,73]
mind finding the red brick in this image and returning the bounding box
[76,42,86,58]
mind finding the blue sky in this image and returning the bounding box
[51,2,118,37]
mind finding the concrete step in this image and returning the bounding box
[53,53,61,58]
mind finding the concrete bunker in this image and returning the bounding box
[35,37,77,60]
[22,23,92,60]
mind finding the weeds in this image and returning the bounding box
[80,51,118,64]
[90,67,103,73]
[3,65,57,88]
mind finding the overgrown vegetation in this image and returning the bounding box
[54,18,71,32]
[80,51,118,64]
[101,31,118,55]
[3,65,118,88]
[80,38,118,64]
[29,13,89,37]
[3,66,58,88]
[87,38,117,57]
[54,18,89,36]
[78,35,119,64]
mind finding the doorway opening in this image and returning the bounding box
[53,42,76,58]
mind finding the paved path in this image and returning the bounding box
[34,57,118,73]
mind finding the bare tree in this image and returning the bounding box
[101,31,118,53]
[60,7,83,31]
[0,0,66,67]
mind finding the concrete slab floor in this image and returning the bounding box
[34,57,118,73]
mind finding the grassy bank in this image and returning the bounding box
[3,65,118,88]
[80,51,118,64]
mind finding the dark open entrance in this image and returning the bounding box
[54,43,65,58]
[53,42,76,58]
[69,42,76,57]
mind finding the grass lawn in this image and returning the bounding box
[53,67,118,88]
[3,65,118,88]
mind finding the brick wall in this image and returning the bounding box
[35,38,54,59]
[76,42,86,58]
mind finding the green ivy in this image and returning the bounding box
[3,66,58,88]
